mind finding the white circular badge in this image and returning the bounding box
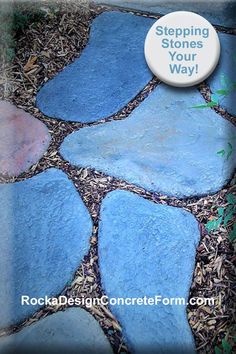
[144,11,220,87]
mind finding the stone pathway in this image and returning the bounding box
[36,12,154,123]
[95,0,236,28]
[0,3,235,354]
[0,168,92,328]
[61,84,236,198]
[99,190,200,353]
[207,33,236,116]
[0,101,50,177]
[0,308,113,354]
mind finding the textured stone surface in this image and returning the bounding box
[36,12,154,123]
[99,190,200,353]
[0,100,50,177]
[207,33,236,116]
[95,0,236,27]
[0,308,113,354]
[0,168,92,329]
[61,84,236,198]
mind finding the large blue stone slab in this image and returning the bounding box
[0,169,92,329]
[61,84,236,198]
[95,1,236,28]
[0,308,113,353]
[207,33,236,116]
[99,190,200,353]
[36,12,154,123]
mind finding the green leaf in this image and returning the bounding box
[214,346,222,354]
[191,104,209,109]
[207,101,218,107]
[211,94,219,103]
[222,339,232,354]
[206,216,223,232]
[191,101,217,109]
[215,89,229,96]
[226,142,233,159]
[223,207,234,227]
[218,207,225,216]
[217,149,225,157]
[225,150,230,158]
[217,142,233,161]
[229,223,236,242]
[226,193,236,205]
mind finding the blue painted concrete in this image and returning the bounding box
[0,169,92,329]
[0,308,113,354]
[95,0,236,28]
[61,84,236,198]
[207,33,236,116]
[36,12,154,123]
[99,190,200,353]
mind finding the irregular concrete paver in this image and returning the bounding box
[0,100,51,177]
[207,33,236,116]
[61,84,236,198]
[0,308,113,354]
[94,0,236,27]
[36,12,154,123]
[99,190,200,353]
[0,168,92,329]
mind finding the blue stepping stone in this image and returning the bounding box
[95,1,236,27]
[207,33,236,116]
[36,12,154,123]
[99,190,200,353]
[0,308,113,354]
[0,169,92,329]
[61,84,236,198]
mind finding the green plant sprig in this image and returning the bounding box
[206,193,236,242]
[215,337,233,354]
[217,142,233,161]
[191,73,236,109]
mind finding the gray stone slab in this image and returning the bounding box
[94,0,236,27]
[0,169,92,329]
[0,308,113,354]
[61,84,236,198]
[99,190,200,353]
[0,100,51,177]
[207,32,236,116]
[36,12,154,123]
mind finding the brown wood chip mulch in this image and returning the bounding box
[0,1,235,353]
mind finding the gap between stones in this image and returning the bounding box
[199,82,236,127]
[0,149,235,353]
[35,4,236,129]
[92,2,236,34]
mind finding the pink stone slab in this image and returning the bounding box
[0,101,51,176]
